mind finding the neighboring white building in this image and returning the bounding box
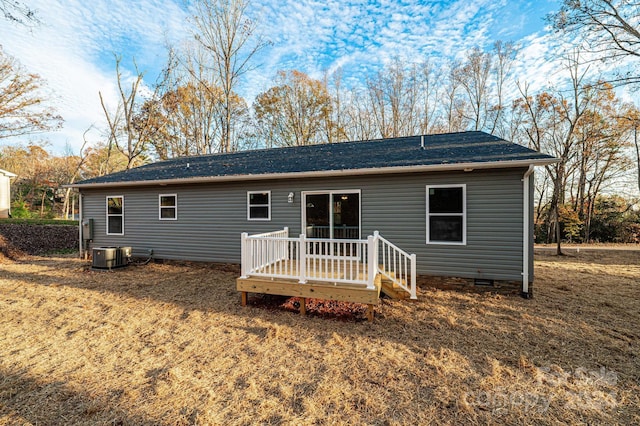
[0,169,17,218]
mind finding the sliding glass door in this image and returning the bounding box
[303,191,360,240]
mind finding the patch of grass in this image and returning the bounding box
[42,248,79,257]
[0,218,78,226]
[0,249,638,424]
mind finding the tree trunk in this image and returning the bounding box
[635,127,640,193]
[551,169,564,256]
[62,187,72,220]
[555,204,563,255]
[40,189,46,218]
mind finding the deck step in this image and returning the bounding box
[379,275,410,299]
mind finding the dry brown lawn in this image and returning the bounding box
[0,248,638,425]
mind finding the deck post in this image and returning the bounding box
[283,227,289,261]
[366,304,374,322]
[410,253,417,300]
[298,234,307,283]
[240,232,249,278]
[367,234,377,289]
[300,297,306,316]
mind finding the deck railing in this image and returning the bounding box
[305,225,360,239]
[241,228,291,279]
[240,229,416,297]
[375,231,417,299]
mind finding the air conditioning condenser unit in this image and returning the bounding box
[92,246,131,270]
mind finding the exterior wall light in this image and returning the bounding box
[288,192,294,203]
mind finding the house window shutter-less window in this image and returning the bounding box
[426,185,465,244]
[248,191,271,220]
[159,194,177,220]
[107,196,124,235]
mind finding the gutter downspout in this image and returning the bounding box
[78,192,84,259]
[522,165,535,298]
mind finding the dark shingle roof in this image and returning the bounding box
[74,131,556,187]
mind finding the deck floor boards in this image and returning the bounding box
[253,259,370,284]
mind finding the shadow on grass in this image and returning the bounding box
[0,257,599,337]
[0,367,162,425]
[3,256,638,377]
[2,255,638,423]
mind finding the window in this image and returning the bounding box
[159,194,177,220]
[106,196,124,235]
[426,185,466,244]
[247,191,271,220]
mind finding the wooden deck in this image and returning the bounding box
[238,231,417,321]
[237,275,381,321]
[237,274,381,304]
[237,259,382,321]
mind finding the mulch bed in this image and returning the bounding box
[0,224,77,255]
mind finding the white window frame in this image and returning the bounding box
[106,195,124,236]
[159,194,177,221]
[247,191,271,221]
[426,184,466,245]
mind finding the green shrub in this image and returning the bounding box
[9,201,33,219]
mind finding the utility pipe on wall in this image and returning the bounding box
[78,192,83,259]
[522,165,535,297]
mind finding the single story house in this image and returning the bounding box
[0,168,17,218]
[70,131,556,299]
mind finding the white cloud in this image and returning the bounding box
[0,0,189,154]
[1,0,614,154]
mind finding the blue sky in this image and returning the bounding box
[1,0,565,154]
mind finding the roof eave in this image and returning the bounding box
[68,158,558,189]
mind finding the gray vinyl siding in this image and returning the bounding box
[81,167,529,282]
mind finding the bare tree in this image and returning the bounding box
[143,45,222,158]
[366,59,422,138]
[342,88,378,141]
[547,53,595,252]
[452,42,517,135]
[549,0,640,86]
[419,60,442,134]
[617,105,640,193]
[569,84,632,240]
[58,132,89,219]
[322,68,349,143]
[0,47,62,139]
[191,0,268,152]
[0,0,39,25]
[441,64,468,133]
[99,56,167,169]
[489,41,517,136]
[454,47,492,131]
[514,51,599,252]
